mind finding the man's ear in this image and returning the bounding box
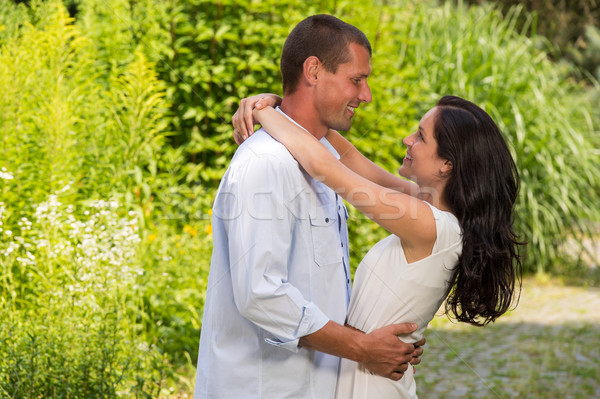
[302,56,321,86]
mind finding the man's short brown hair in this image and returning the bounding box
[280,14,372,94]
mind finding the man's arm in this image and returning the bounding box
[300,321,423,381]
[221,153,332,350]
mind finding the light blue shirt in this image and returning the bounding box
[194,109,351,399]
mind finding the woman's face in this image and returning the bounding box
[398,107,451,186]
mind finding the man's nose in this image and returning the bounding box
[359,81,372,104]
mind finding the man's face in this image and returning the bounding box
[314,42,372,132]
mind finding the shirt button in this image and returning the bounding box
[341,243,343,247]
[325,217,329,223]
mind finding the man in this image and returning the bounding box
[195,14,421,399]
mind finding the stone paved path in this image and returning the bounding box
[416,277,600,399]
[174,277,600,398]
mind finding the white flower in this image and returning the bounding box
[3,242,19,256]
[0,169,14,180]
[16,256,34,266]
[137,342,150,352]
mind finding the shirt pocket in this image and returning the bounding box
[309,204,343,267]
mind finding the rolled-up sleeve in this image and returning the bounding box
[215,153,329,351]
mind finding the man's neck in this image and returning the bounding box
[280,94,328,140]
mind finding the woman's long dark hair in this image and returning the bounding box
[434,96,523,326]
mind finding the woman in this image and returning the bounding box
[233,95,523,398]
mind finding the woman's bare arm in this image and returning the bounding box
[232,93,282,144]
[232,94,420,197]
[325,129,419,196]
[253,106,436,253]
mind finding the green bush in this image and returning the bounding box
[0,0,30,42]
[0,196,167,397]
[0,0,168,206]
[137,221,212,378]
[143,0,330,188]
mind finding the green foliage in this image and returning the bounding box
[0,196,167,397]
[0,0,165,205]
[1,0,600,396]
[574,24,600,79]
[0,0,178,395]
[463,0,600,81]
[75,0,171,78]
[0,0,30,42]
[137,221,213,370]
[103,51,169,201]
[0,0,87,207]
[142,0,343,188]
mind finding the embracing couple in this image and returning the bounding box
[194,14,522,399]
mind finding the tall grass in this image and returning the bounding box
[346,0,600,273]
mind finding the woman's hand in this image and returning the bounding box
[232,93,282,144]
[410,336,426,374]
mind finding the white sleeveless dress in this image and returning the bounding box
[335,203,462,399]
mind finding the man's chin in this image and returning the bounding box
[329,121,352,132]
